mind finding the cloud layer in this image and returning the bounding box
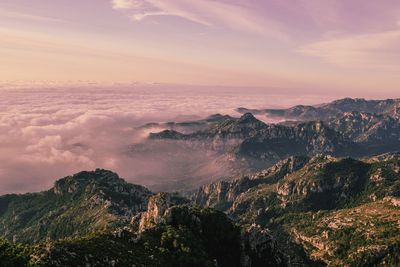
[0,84,329,195]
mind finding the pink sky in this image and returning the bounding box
[1,0,400,95]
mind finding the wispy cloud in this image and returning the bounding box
[111,0,287,38]
[0,7,65,23]
[299,30,400,69]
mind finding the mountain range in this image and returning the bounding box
[1,97,400,266]
[137,98,400,191]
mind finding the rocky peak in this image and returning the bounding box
[138,192,189,231]
[205,113,233,122]
[241,224,285,267]
[148,129,186,140]
[237,113,261,124]
[255,155,311,179]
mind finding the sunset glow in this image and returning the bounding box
[1,0,400,95]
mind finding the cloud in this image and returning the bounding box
[0,7,65,23]
[112,0,145,10]
[0,85,329,195]
[111,0,286,37]
[111,0,400,41]
[299,30,400,69]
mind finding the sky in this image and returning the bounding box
[1,0,400,95]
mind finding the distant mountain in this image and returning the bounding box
[234,120,357,160]
[138,113,235,134]
[136,103,400,191]
[149,112,268,146]
[327,111,400,150]
[193,153,400,266]
[237,98,400,121]
[0,169,152,243]
[149,113,361,169]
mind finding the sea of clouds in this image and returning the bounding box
[0,84,335,194]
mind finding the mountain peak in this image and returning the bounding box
[205,113,231,121]
[238,112,260,124]
[149,129,186,140]
[53,169,125,195]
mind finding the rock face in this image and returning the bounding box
[235,120,356,160]
[195,153,397,218]
[194,156,311,210]
[138,192,189,232]
[193,153,400,266]
[149,113,269,151]
[327,111,400,153]
[26,203,285,267]
[1,185,285,267]
[0,169,153,243]
[241,224,285,267]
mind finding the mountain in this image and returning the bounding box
[4,97,400,266]
[138,113,235,134]
[0,169,152,243]
[149,114,361,173]
[237,98,400,121]
[127,113,274,192]
[1,191,284,267]
[1,152,400,266]
[234,120,357,160]
[149,112,268,148]
[326,111,400,153]
[193,153,400,266]
[141,100,400,192]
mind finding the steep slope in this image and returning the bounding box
[24,193,285,267]
[235,120,357,160]
[326,111,400,153]
[193,153,400,266]
[194,156,311,210]
[0,169,152,243]
[281,199,400,266]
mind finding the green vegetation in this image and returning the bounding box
[195,153,400,266]
[0,239,30,267]
[1,153,400,266]
[28,205,246,267]
[0,169,152,244]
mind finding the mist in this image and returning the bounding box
[0,84,335,194]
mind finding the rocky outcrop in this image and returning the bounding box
[276,156,369,210]
[138,192,189,232]
[193,156,310,210]
[326,111,400,154]
[241,224,285,267]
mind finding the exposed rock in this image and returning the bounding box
[138,192,189,232]
[241,224,285,267]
